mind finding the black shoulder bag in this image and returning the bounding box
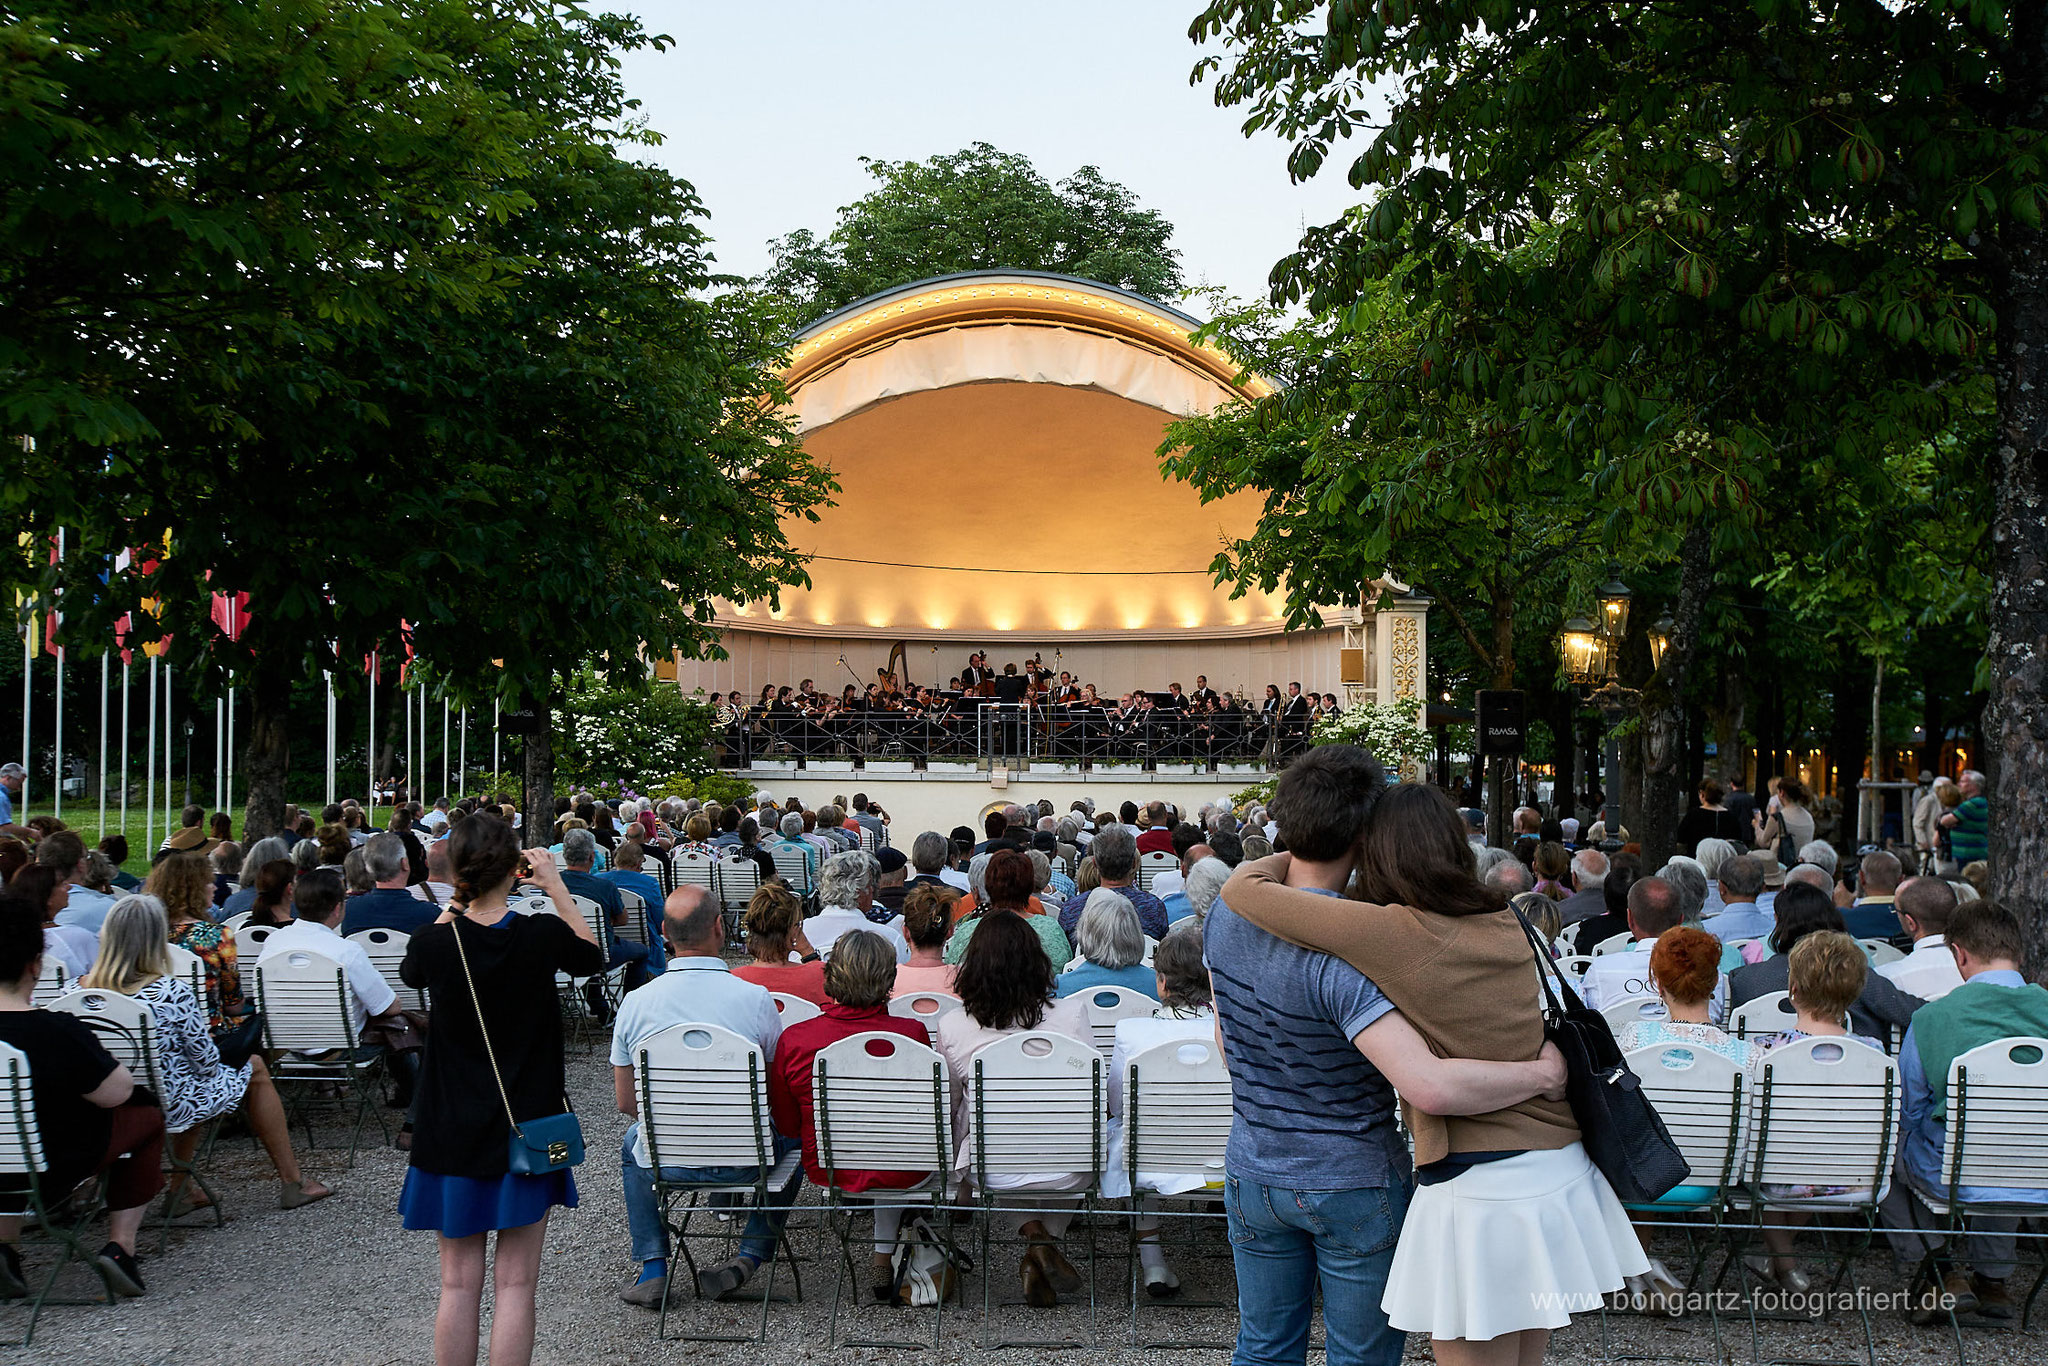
[1509,905,1688,1204]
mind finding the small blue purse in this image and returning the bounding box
[451,917,585,1174]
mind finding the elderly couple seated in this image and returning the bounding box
[610,855,1215,1312]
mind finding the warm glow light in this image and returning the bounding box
[1559,616,1604,685]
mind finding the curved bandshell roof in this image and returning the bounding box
[715,272,1296,642]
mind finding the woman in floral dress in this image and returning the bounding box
[147,851,245,1030]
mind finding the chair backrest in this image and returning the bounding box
[634,1021,778,1170]
[1123,1035,1231,1184]
[769,992,822,1025]
[671,851,718,893]
[46,987,158,1090]
[1075,985,1160,1056]
[718,857,761,912]
[221,910,254,933]
[965,1031,1104,1180]
[614,890,649,947]
[811,1030,951,1184]
[769,845,813,894]
[1556,953,1596,984]
[1601,996,1668,1033]
[1590,931,1633,957]
[346,928,424,1012]
[1859,938,1906,967]
[164,942,208,1006]
[569,895,612,954]
[651,849,677,896]
[1942,1036,2048,1195]
[0,1042,44,1176]
[1625,1042,1748,1191]
[1728,991,1796,1039]
[1140,935,1158,967]
[888,992,963,1024]
[234,923,276,964]
[254,947,360,1052]
[857,825,879,854]
[1745,1034,1898,1199]
[28,958,67,1010]
[1722,938,1759,956]
[1135,850,1177,892]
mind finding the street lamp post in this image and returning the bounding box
[1561,570,1638,846]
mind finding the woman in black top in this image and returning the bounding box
[1673,778,1746,854]
[398,817,603,1366]
[0,893,165,1299]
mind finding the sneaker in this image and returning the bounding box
[95,1242,145,1298]
[1972,1273,2016,1321]
[695,1256,757,1301]
[0,1243,23,1298]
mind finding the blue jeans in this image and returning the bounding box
[608,938,654,990]
[1225,1173,1411,1366]
[620,1125,799,1266]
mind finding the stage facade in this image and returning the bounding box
[672,271,1429,720]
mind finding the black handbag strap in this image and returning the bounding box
[1508,903,1590,1018]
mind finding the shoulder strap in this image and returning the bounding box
[1509,903,1587,1019]
[449,917,524,1139]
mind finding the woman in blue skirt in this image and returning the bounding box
[399,816,604,1366]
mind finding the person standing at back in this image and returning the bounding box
[398,818,604,1366]
[1207,746,1570,1366]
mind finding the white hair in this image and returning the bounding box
[818,849,878,910]
[1796,841,1838,877]
[1075,889,1145,969]
[1184,857,1232,920]
[1785,863,1832,892]
[1694,839,1743,879]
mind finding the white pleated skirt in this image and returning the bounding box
[1381,1142,1648,1341]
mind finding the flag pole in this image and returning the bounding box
[145,655,158,853]
[19,605,30,824]
[367,653,377,813]
[492,698,501,782]
[164,662,174,832]
[120,660,130,832]
[98,654,109,840]
[50,528,62,821]
[215,698,224,811]
[442,695,450,802]
[459,706,468,798]
[325,671,336,806]
[225,595,236,816]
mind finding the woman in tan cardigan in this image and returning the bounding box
[1224,782,1646,1366]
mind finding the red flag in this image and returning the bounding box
[209,590,250,641]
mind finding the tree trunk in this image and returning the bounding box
[1918,665,1945,780]
[238,653,292,841]
[1549,689,1577,826]
[1708,665,1746,786]
[520,685,558,849]
[1636,526,1713,870]
[1984,173,2048,974]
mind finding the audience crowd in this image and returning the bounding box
[0,753,2040,1366]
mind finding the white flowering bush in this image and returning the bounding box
[553,672,715,788]
[1310,695,1433,771]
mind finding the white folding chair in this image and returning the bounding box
[564,893,629,1016]
[1123,1035,1233,1345]
[888,992,963,1025]
[0,1040,125,1343]
[857,826,880,855]
[1556,953,1596,985]
[1728,991,1796,1039]
[963,1030,1106,1346]
[221,910,254,934]
[632,1022,805,1341]
[769,993,822,1025]
[811,1030,957,1349]
[1858,938,1905,967]
[615,889,650,948]
[253,947,389,1164]
[48,985,226,1244]
[1590,931,1634,957]
[233,924,276,965]
[718,858,762,942]
[1135,851,1177,893]
[672,851,719,902]
[1601,996,1669,1034]
[1736,1034,1899,1348]
[27,959,67,1010]
[347,928,424,1012]
[1911,1036,2048,1331]
[1140,935,1157,968]
[163,943,208,1008]
[1074,986,1159,1057]
[770,846,814,906]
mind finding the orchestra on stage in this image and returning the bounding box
[708,655,1345,768]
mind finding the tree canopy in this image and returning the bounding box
[759,142,1184,321]
[2,0,834,837]
[1184,0,2029,878]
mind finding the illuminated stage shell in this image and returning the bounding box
[678,272,1367,700]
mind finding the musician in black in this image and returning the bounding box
[1191,675,1219,706]
[1162,682,1188,710]
[959,652,990,690]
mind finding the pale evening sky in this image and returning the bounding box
[615,0,1368,311]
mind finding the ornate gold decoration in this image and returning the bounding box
[1389,615,1420,699]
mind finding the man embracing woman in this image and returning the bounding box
[1207,744,1646,1366]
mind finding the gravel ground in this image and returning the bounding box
[11,1031,2043,1366]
